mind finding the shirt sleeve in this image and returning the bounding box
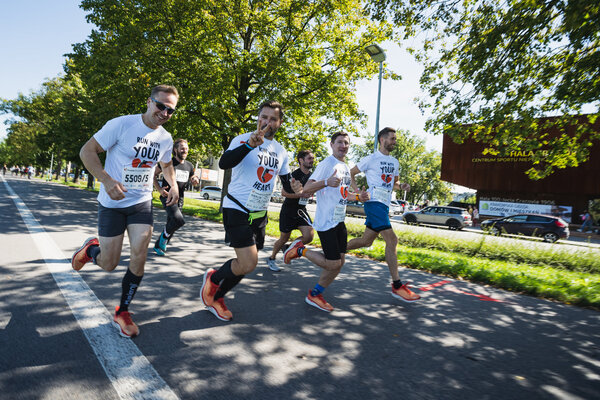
[278,148,291,176]
[159,137,173,164]
[355,154,371,173]
[93,118,122,151]
[309,158,329,181]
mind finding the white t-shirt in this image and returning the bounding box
[223,132,290,212]
[356,151,399,207]
[94,114,173,208]
[310,155,351,232]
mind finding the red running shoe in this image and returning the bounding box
[113,306,139,338]
[71,237,99,271]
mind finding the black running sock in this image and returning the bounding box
[392,280,403,289]
[87,245,101,264]
[210,259,236,285]
[118,268,143,314]
[214,274,244,300]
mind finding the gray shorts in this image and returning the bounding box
[98,200,153,237]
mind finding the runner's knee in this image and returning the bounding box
[323,259,342,271]
[235,254,258,273]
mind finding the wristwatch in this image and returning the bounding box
[323,179,328,187]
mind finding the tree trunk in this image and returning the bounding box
[72,166,81,183]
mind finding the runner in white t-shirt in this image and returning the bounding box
[71,85,180,338]
[347,127,420,302]
[199,100,302,321]
[283,131,369,312]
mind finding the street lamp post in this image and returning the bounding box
[365,44,386,152]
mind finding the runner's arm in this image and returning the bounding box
[350,165,361,193]
[219,144,253,169]
[160,161,179,206]
[80,137,126,200]
[153,164,168,197]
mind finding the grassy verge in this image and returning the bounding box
[49,179,600,307]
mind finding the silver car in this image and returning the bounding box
[200,186,222,200]
[403,206,472,230]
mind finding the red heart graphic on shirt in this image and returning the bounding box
[257,166,274,183]
[340,186,349,199]
[132,159,153,168]
[381,174,392,183]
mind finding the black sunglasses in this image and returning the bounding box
[151,97,176,115]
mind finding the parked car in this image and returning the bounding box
[389,200,405,215]
[270,191,284,203]
[200,186,222,200]
[346,201,399,217]
[403,206,472,230]
[345,200,366,217]
[480,214,569,243]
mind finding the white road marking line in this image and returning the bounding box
[2,178,179,400]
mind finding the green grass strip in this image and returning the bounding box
[48,179,600,308]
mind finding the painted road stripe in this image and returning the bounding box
[2,178,179,400]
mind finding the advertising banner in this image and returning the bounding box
[479,200,572,223]
[200,168,218,182]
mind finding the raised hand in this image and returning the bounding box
[327,170,341,187]
[248,124,269,147]
[291,177,303,194]
[358,186,370,202]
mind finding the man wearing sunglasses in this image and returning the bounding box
[72,84,180,338]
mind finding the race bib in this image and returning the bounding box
[333,204,346,223]
[298,197,308,206]
[373,187,392,204]
[122,167,152,190]
[175,169,190,183]
[245,189,271,211]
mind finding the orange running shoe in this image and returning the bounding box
[113,306,139,338]
[305,289,334,312]
[199,268,219,307]
[283,239,304,264]
[71,237,99,271]
[207,297,233,321]
[391,283,421,302]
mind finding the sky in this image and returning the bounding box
[0,1,442,153]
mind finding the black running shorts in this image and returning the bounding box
[279,204,311,233]
[223,208,268,250]
[98,200,153,237]
[317,222,347,261]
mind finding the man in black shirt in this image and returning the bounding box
[266,150,315,271]
[153,138,199,255]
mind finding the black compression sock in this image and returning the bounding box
[118,268,143,313]
[393,280,403,289]
[87,245,101,264]
[211,259,236,285]
[214,274,245,300]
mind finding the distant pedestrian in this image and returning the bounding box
[578,210,593,233]
[472,207,479,226]
[2,164,6,176]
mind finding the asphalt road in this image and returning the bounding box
[2,175,600,400]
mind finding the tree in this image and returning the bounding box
[1,75,93,182]
[351,129,452,204]
[67,0,398,165]
[366,0,600,179]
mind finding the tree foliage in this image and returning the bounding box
[351,130,452,204]
[1,75,92,177]
[366,0,600,179]
[68,0,397,158]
